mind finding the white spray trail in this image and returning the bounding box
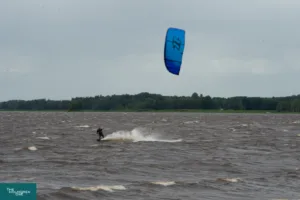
[102,128,182,143]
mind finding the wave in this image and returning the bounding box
[151,181,176,186]
[28,146,37,151]
[71,185,126,192]
[75,125,90,128]
[36,136,50,140]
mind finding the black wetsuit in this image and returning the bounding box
[97,128,104,141]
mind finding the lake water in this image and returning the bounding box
[0,111,300,200]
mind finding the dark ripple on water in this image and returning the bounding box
[1,111,300,200]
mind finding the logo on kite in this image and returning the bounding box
[172,36,182,51]
[164,27,185,75]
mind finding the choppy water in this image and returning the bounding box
[0,111,300,200]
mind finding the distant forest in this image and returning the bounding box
[1,92,300,112]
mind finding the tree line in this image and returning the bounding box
[1,92,300,112]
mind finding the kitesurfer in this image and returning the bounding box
[97,128,105,142]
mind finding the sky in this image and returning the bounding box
[1,0,300,101]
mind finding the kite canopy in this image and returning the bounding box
[164,27,185,75]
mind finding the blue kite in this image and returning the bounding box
[164,27,186,75]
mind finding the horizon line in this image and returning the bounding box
[1,92,300,102]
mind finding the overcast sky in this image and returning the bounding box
[1,0,300,101]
